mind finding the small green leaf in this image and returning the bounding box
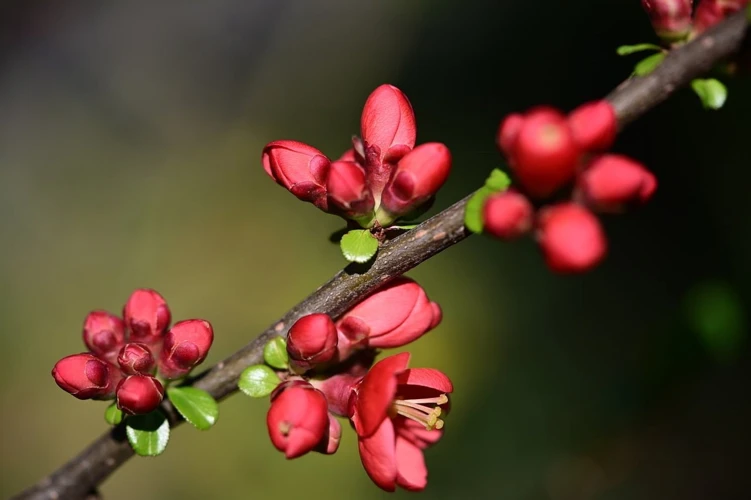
[616,43,662,56]
[167,387,219,430]
[464,186,494,234]
[691,78,727,110]
[340,229,379,263]
[238,365,281,398]
[633,52,666,76]
[263,337,289,369]
[104,403,123,426]
[484,169,511,192]
[125,411,170,457]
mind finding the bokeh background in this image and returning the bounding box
[1,1,749,499]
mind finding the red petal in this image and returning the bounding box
[395,435,428,491]
[397,368,453,393]
[358,418,397,492]
[355,352,410,437]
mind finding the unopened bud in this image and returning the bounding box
[482,191,534,240]
[287,314,338,371]
[262,140,331,210]
[537,203,607,273]
[326,161,375,223]
[116,375,164,415]
[267,384,329,459]
[123,289,171,343]
[82,311,125,361]
[117,343,156,375]
[642,0,694,41]
[576,154,657,212]
[158,319,214,379]
[567,100,617,152]
[52,353,117,400]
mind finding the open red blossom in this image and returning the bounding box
[267,383,329,459]
[262,140,331,210]
[52,353,120,400]
[82,311,125,362]
[351,352,452,492]
[642,0,694,40]
[380,143,452,219]
[158,319,214,380]
[576,154,657,212]
[335,278,441,358]
[537,203,607,273]
[123,289,171,344]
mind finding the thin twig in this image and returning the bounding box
[13,10,748,500]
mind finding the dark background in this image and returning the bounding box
[1,1,749,499]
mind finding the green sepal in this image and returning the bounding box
[633,52,666,76]
[238,365,281,398]
[340,229,379,263]
[691,78,727,110]
[125,410,170,457]
[104,403,123,426]
[263,337,289,370]
[616,43,662,56]
[166,387,219,431]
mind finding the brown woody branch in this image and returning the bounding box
[13,10,748,500]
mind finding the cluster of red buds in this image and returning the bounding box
[262,84,451,228]
[642,0,749,41]
[250,278,451,492]
[485,101,656,273]
[51,289,214,415]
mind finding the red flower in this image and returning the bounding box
[326,160,375,222]
[117,343,156,375]
[482,190,534,240]
[567,100,617,152]
[351,353,452,492]
[537,203,607,273]
[123,289,171,344]
[693,0,748,35]
[286,313,339,371]
[82,311,125,362]
[266,383,330,459]
[116,375,164,415]
[336,278,441,357]
[576,154,657,212]
[642,0,694,40]
[158,319,214,380]
[262,140,331,210]
[52,353,120,400]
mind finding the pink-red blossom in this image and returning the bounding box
[537,203,607,273]
[262,140,331,210]
[576,154,657,212]
[52,353,119,400]
[266,383,330,459]
[642,0,694,40]
[82,311,125,362]
[158,319,214,380]
[123,288,171,344]
[350,352,452,492]
[286,313,339,371]
[483,190,534,240]
[116,374,164,415]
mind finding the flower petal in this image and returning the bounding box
[358,418,397,492]
[395,435,428,491]
[397,368,453,393]
[355,352,410,437]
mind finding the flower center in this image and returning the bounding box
[391,394,448,430]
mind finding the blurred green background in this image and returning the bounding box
[1,1,749,499]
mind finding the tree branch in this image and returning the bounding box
[14,10,748,500]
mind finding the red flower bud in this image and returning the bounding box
[52,353,118,400]
[158,319,214,379]
[287,313,338,371]
[576,154,657,212]
[361,84,416,166]
[326,160,375,221]
[267,384,329,459]
[567,100,617,152]
[380,143,452,219]
[116,375,164,415]
[482,191,534,240]
[642,0,694,40]
[262,140,331,210]
[82,311,125,361]
[537,203,607,273]
[336,278,441,356]
[117,343,156,375]
[509,108,582,198]
[692,0,747,35]
[496,113,524,157]
[123,289,171,344]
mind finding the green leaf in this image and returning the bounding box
[339,229,379,263]
[166,387,219,430]
[263,337,289,370]
[684,281,747,363]
[633,52,666,76]
[691,78,727,110]
[616,43,662,56]
[104,404,123,426]
[125,411,170,457]
[484,169,511,192]
[464,186,494,234]
[238,365,281,398]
